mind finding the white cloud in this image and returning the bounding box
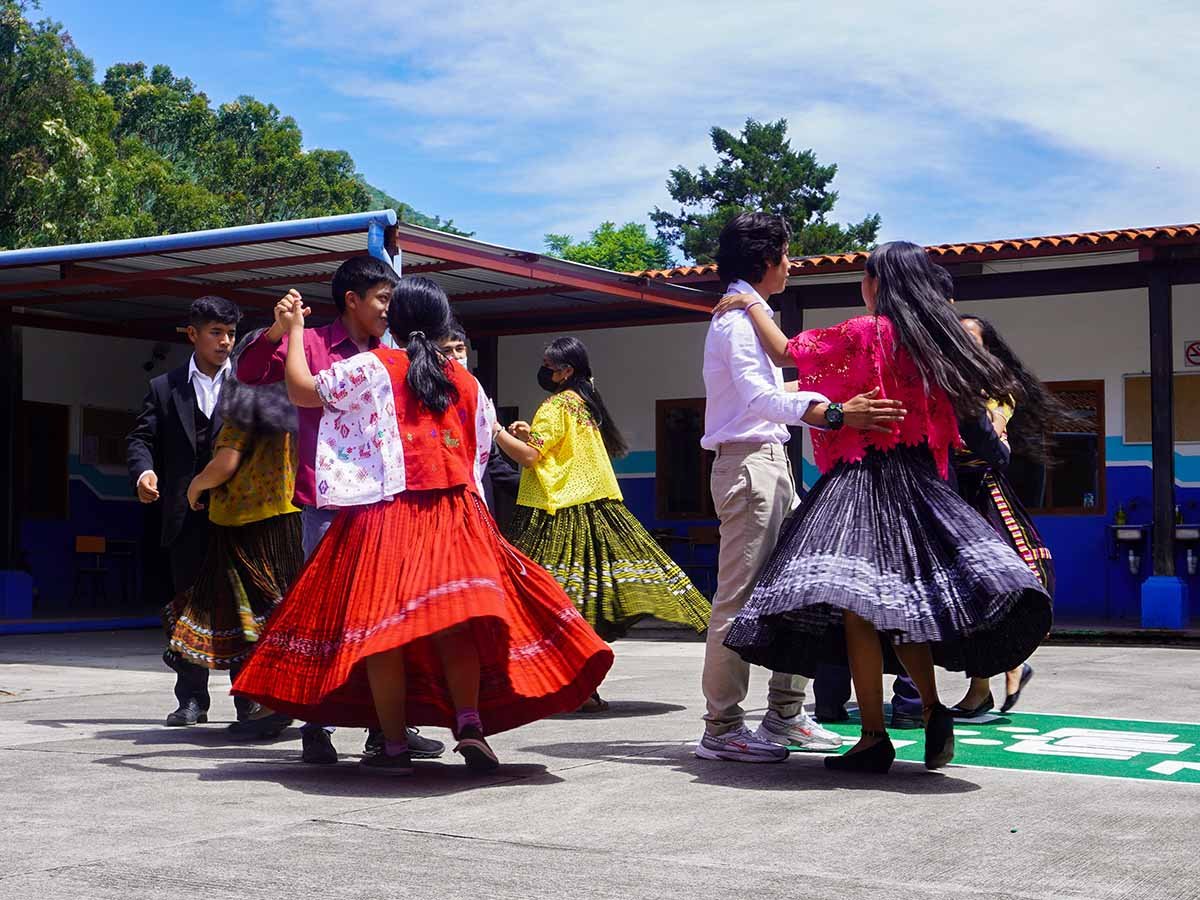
[267,0,1200,251]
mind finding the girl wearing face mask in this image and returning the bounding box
[504,337,710,711]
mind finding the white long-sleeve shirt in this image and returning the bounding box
[700,280,827,450]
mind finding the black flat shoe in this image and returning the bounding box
[950,692,995,719]
[824,731,895,774]
[165,699,208,727]
[1000,664,1035,714]
[226,712,293,741]
[924,704,955,770]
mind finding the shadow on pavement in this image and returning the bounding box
[519,738,983,795]
[551,701,687,720]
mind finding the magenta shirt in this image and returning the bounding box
[236,319,380,508]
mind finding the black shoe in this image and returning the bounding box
[300,727,339,765]
[165,699,208,727]
[359,749,414,775]
[924,704,955,770]
[824,731,895,774]
[407,727,445,759]
[455,725,500,773]
[950,692,995,719]
[364,728,384,758]
[814,706,850,723]
[889,708,923,730]
[226,712,294,741]
[235,701,264,723]
[1000,664,1035,714]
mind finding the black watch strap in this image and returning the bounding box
[825,402,845,430]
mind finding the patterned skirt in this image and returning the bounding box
[507,499,711,641]
[163,513,303,670]
[957,457,1055,596]
[232,488,614,733]
[723,445,1053,678]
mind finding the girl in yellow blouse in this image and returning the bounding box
[162,329,304,737]
[503,337,710,710]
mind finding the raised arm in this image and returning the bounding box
[711,293,791,366]
[280,297,321,408]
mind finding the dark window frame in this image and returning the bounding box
[1020,378,1106,517]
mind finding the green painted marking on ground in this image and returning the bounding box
[817,711,1200,783]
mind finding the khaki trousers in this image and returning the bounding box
[702,442,808,734]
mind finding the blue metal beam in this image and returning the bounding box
[0,209,398,269]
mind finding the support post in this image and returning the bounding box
[0,323,33,618]
[474,334,500,402]
[779,292,806,488]
[1141,263,1188,628]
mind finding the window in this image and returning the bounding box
[80,406,138,467]
[1008,380,1105,515]
[1123,372,1200,443]
[655,399,715,520]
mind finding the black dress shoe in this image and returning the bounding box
[824,731,895,774]
[226,712,294,741]
[924,704,955,770]
[165,699,208,727]
[301,726,339,765]
[950,692,995,719]
[1000,664,1035,714]
[814,706,850,723]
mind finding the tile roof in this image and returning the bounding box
[638,223,1200,281]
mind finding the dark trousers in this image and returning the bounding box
[814,664,923,718]
[166,511,253,717]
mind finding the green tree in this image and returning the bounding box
[544,221,673,272]
[651,118,881,263]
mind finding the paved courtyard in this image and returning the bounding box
[1,630,1197,900]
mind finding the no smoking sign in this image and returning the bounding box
[1188,341,1200,367]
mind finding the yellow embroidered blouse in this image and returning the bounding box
[516,390,623,514]
[209,425,301,527]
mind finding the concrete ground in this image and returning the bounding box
[0,630,1197,900]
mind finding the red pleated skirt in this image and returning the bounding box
[232,487,613,733]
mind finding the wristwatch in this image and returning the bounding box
[824,402,845,430]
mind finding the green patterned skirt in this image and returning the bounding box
[507,499,710,640]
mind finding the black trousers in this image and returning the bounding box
[166,512,254,718]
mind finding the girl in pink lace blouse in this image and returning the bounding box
[716,241,1052,775]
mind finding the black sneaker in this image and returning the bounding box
[407,728,445,759]
[300,727,338,765]
[226,712,294,742]
[454,725,500,773]
[359,750,414,775]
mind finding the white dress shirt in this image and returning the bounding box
[188,354,232,419]
[700,280,828,450]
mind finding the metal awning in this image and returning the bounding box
[0,210,717,342]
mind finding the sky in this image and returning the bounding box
[38,0,1200,259]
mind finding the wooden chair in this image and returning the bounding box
[73,536,108,608]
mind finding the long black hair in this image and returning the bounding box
[958,314,1076,463]
[866,241,1009,418]
[386,276,459,413]
[544,336,629,459]
[220,329,298,434]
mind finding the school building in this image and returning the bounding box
[1,211,1196,632]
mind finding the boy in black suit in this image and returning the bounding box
[127,296,242,726]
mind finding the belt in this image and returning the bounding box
[714,442,786,459]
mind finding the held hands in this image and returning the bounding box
[186,479,206,512]
[842,387,907,434]
[274,289,311,334]
[136,471,160,504]
[507,420,532,443]
[711,292,763,318]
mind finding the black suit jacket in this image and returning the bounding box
[126,363,222,548]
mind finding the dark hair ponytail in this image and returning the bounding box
[386,276,459,413]
[958,314,1078,463]
[544,336,629,459]
[866,241,1009,418]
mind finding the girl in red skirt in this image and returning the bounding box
[232,277,613,774]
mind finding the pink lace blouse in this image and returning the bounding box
[787,315,961,478]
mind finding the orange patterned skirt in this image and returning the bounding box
[232,487,613,733]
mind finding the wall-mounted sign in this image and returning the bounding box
[1186,340,1200,367]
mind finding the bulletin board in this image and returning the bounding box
[1123,372,1200,443]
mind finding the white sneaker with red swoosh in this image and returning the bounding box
[695,725,790,763]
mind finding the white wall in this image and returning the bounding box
[21,329,192,454]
